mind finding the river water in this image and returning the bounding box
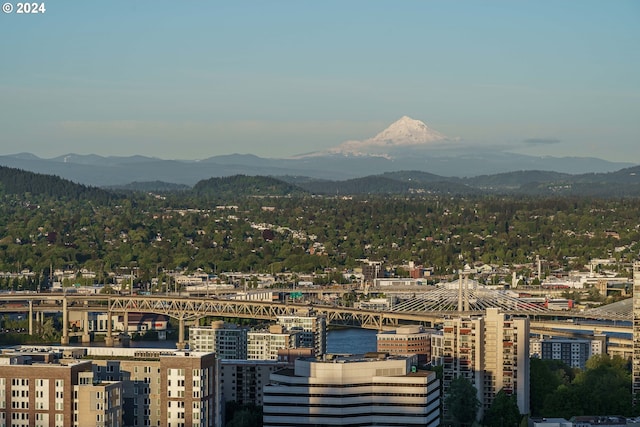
[326,328,377,354]
[65,327,378,354]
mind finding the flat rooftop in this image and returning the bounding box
[309,352,411,363]
[6,345,214,360]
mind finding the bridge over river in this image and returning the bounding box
[0,293,632,354]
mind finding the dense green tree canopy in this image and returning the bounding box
[1,172,639,279]
[536,355,633,418]
[482,389,522,427]
[444,376,480,427]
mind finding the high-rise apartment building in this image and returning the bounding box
[189,321,248,359]
[92,350,220,427]
[161,352,219,427]
[0,355,123,427]
[219,360,287,406]
[530,336,605,369]
[276,310,326,356]
[247,325,301,360]
[632,261,640,401]
[0,346,222,427]
[263,353,440,427]
[430,331,445,366]
[189,311,325,360]
[75,371,123,427]
[442,308,529,417]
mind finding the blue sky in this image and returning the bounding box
[1,1,638,162]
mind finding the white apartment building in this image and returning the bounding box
[430,331,444,366]
[276,310,326,356]
[188,321,248,359]
[530,336,605,369]
[263,353,440,427]
[188,311,325,360]
[442,308,530,417]
[247,326,301,360]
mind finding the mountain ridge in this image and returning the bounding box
[0,151,634,187]
[3,163,640,198]
[2,117,636,185]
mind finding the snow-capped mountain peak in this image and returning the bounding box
[370,116,447,146]
[326,116,449,156]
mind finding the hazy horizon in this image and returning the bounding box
[2,1,639,163]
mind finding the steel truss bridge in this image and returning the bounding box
[107,296,439,329]
[0,293,633,353]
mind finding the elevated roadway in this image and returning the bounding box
[0,293,632,352]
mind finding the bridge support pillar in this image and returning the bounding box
[28,300,33,336]
[61,297,69,345]
[81,310,91,344]
[38,311,43,332]
[123,311,129,338]
[105,311,114,347]
[176,317,186,350]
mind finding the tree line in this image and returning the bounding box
[443,354,635,426]
[0,165,119,202]
[0,191,639,277]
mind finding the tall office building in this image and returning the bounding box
[632,261,640,401]
[442,308,529,418]
[263,353,440,427]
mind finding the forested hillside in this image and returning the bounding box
[296,175,478,195]
[193,175,306,198]
[283,167,640,196]
[0,191,638,281]
[108,181,191,192]
[0,167,639,283]
[0,166,117,202]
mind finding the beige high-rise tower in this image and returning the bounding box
[632,261,640,402]
[442,308,530,418]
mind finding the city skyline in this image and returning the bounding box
[1,1,639,163]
